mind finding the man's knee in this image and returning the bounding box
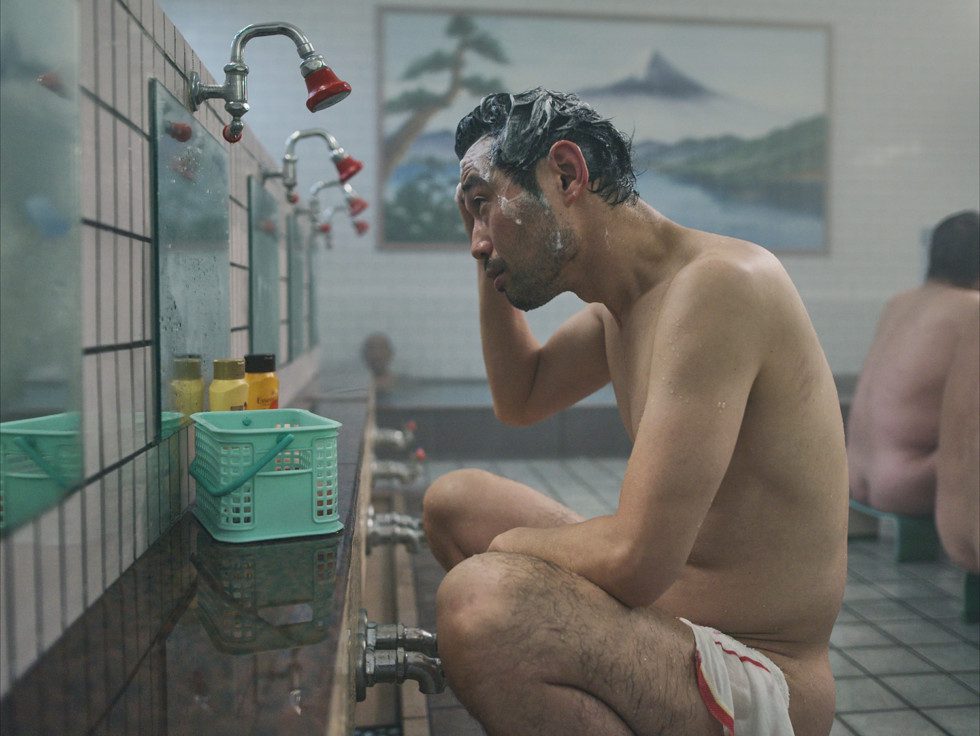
[422,468,489,534]
[435,553,539,658]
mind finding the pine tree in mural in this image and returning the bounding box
[382,15,508,180]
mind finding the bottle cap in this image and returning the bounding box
[213,358,245,380]
[244,353,276,373]
[173,355,202,380]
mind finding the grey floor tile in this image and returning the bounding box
[874,580,949,599]
[836,607,862,624]
[845,598,920,622]
[830,718,856,735]
[844,581,887,603]
[843,646,938,675]
[905,596,967,620]
[912,643,980,673]
[428,706,486,735]
[845,561,910,583]
[921,705,980,736]
[937,618,980,645]
[835,677,905,712]
[877,620,961,646]
[830,650,864,677]
[840,709,947,736]
[831,622,893,648]
[880,673,977,707]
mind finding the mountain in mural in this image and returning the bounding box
[579,52,716,99]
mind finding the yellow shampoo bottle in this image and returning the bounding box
[244,353,279,410]
[171,354,204,422]
[209,359,248,411]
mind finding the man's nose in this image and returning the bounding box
[470,220,492,261]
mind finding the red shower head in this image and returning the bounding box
[318,222,332,233]
[354,220,369,235]
[348,197,368,216]
[305,66,351,112]
[335,154,363,183]
[222,124,242,144]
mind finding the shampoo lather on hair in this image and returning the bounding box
[209,359,248,411]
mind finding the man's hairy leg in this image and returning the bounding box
[422,468,584,569]
[437,552,723,736]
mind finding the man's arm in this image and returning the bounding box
[489,258,766,607]
[457,185,610,426]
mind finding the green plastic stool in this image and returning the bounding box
[848,499,941,563]
[964,573,979,624]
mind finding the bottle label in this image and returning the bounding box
[257,395,279,409]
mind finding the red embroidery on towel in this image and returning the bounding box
[712,639,773,674]
[694,650,736,733]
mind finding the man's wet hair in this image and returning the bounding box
[926,210,980,287]
[455,88,638,206]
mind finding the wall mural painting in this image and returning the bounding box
[379,8,830,253]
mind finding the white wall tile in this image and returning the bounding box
[36,507,63,653]
[7,523,37,682]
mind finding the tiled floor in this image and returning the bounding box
[403,456,980,736]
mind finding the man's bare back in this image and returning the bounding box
[847,283,980,514]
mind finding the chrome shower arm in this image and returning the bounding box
[230,22,316,65]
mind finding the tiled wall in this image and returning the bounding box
[0,0,315,696]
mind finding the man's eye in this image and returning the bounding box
[473,197,488,213]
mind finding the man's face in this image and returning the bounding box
[458,138,577,312]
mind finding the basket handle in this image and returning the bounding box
[12,436,75,491]
[190,432,295,498]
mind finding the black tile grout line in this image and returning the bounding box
[83,219,153,244]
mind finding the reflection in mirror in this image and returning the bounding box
[151,80,230,435]
[248,177,281,356]
[0,1,83,532]
[287,212,311,361]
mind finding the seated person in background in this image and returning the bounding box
[847,210,980,515]
[361,332,396,391]
[424,88,848,736]
[936,305,980,573]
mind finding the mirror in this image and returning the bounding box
[286,211,311,361]
[151,80,230,434]
[0,0,83,532]
[248,176,281,356]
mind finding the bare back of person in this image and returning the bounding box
[847,284,980,514]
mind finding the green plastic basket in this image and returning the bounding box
[189,409,343,543]
[0,412,82,531]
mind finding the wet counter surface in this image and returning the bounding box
[0,392,369,736]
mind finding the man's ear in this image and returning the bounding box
[546,140,589,204]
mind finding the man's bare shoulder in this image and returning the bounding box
[667,238,787,315]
